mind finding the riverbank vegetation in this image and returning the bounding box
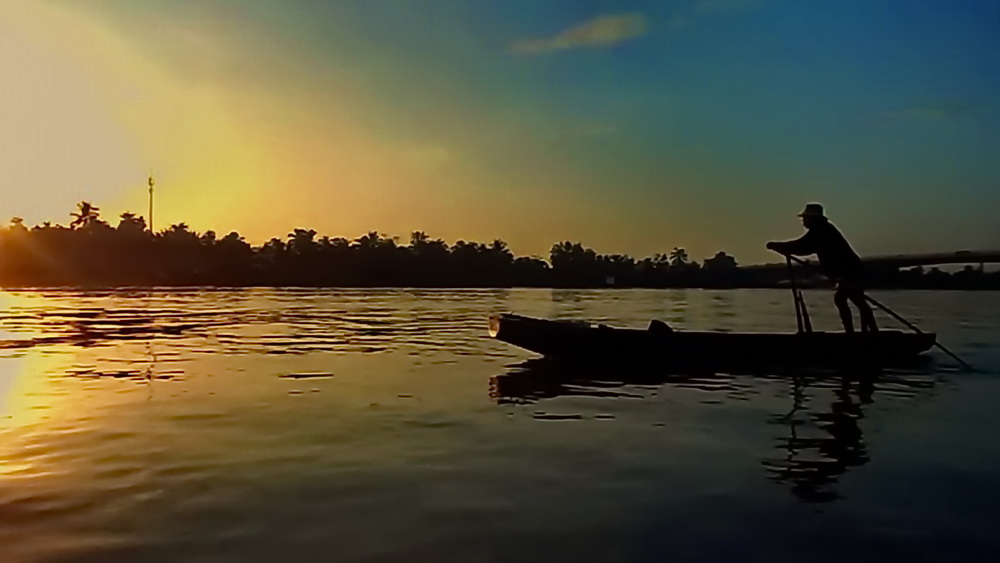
[1,203,996,289]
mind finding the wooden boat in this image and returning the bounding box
[489,313,936,365]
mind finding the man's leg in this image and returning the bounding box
[834,285,855,333]
[846,288,878,333]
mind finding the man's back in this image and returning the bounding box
[778,220,864,279]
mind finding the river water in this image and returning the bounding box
[1,288,998,562]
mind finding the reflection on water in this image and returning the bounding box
[763,375,873,503]
[0,288,997,562]
[764,371,939,503]
[492,359,941,504]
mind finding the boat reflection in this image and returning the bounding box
[763,375,872,503]
[490,358,940,503]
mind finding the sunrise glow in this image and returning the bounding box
[2,1,998,262]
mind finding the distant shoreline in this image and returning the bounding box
[4,204,997,291]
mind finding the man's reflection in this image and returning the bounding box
[762,376,872,503]
[491,360,936,504]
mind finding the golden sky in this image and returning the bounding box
[3,1,998,262]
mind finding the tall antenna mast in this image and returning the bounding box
[148,170,155,233]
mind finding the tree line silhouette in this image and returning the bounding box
[0,202,996,289]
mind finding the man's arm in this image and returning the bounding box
[766,231,816,256]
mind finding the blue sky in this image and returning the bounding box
[4,0,999,262]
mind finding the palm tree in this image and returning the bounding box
[669,247,689,267]
[70,201,100,229]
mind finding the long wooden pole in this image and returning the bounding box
[786,257,804,333]
[863,295,974,371]
[785,256,812,333]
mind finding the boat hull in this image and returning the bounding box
[489,313,936,365]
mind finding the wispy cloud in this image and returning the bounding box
[695,0,766,15]
[510,13,649,54]
[886,102,974,122]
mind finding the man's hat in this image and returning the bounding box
[798,203,826,218]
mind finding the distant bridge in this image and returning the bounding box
[743,250,1000,271]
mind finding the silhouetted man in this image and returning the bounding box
[767,204,878,333]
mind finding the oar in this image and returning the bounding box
[778,252,974,371]
[786,257,804,333]
[785,256,812,333]
[862,293,974,371]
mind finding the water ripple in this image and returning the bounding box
[0,288,997,561]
